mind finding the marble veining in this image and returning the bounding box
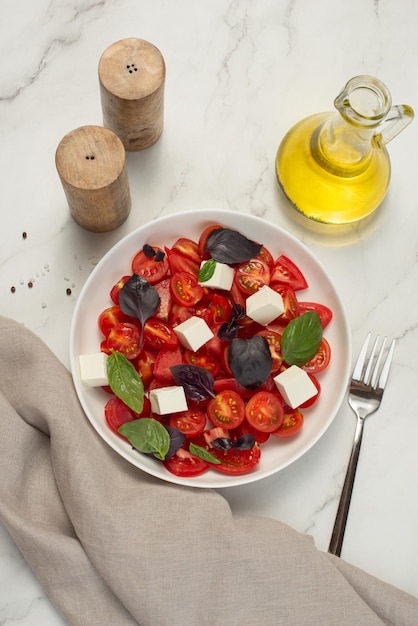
[1,0,418,622]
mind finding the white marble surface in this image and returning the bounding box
[1,0,418,623]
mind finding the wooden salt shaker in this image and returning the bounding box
[55,125,131,232]
[98,38,165,151]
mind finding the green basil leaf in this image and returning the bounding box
[119,418,170,460]
[106,350,144,413]
[198,259,216,282]
[281,311,322,366]
[189,442,221,464]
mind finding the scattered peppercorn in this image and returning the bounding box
[22,232,27,239]
[28,281,33,288]
[11,286,16,293]
[66,288,72,295]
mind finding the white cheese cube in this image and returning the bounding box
[149,386,188,415]
[79,352,108,387]
[174,316,214,351]
[199,260,234,291]
[246,285,284,326]
[274,365,317,409]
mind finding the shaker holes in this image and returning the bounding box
[126,63,138,73]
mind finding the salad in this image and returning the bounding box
[96,224,332,478]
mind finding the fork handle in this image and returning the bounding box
[328,417,364,556]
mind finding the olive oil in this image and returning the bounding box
[276,113,391,225]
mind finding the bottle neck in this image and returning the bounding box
[312,113,377,177]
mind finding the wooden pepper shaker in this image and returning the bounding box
[98,38,165,151]
[55,125,131,232]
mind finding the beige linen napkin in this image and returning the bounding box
[0,315,417,626]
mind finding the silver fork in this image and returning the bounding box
[328,333,396,557]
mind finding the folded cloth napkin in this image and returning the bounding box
[0,316,417,626]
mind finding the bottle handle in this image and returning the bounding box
[374,104,414,147]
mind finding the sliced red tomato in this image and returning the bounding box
[245,391,284,433]
[197,293,232,324]
[131,246,169,284]
[210,444,261,475]
[234,258,271,295]
[302,337,331,373]
[153,345,183,383]
[170,271,204,307]
[255,245,274,269]
[143,318,179,351]
[298,302,333,329]
[153,278,172,321]
[109,275,130,305]
[165,247,200,277]
[270,284,300,321]
[270,255,308,291]
[299,374,321,408]
[207,390,246,429]
[271,410,304,438]
[168,303,195,327]
[98,305,134,337]
[255,329,283,374]
[164,447,209,477]
[183,348,220,377]
[104,396,151,439]
[232,418,270,444]
[204,324,227,360]
[197,224,223,257]
[134,350,155,389]
[171,237,201,265]
[169,408,207,438]
[229,279,247,309]
[213,377,255,399]
[107,322,142,360]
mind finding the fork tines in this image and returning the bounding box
[353,333,396,391]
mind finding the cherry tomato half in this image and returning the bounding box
[131,246,169,284]
[170,271,204,307]
[245,391,284,433]
[299,374,321,408]
[298,302,333,329]
[255,329,283,374]
[207,390,246,429]
[210,444,261,475]
[165,247,200,277]
[197,224,223,257]
[164,447,209,477]
[302,337,331,373]
[234,258,271,295]
[270,284,300,321]
[143,318,179,351]
[183,348,220,377]
[104,396,151,440]
[110,275,130,305]
[168,408,207,438]
[271,410,304,438]
[270,255,308,291]
[98,305,134,337]
[107,322,142,360]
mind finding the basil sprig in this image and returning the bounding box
[281,311,322,366]
[106,350,144,414]
[119,418,170,460]
[198,258,216,282]
[189,442,221,464]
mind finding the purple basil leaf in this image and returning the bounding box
[218,303,245,340]
[143,244,156,258]
[155,248,165,262]
[170,364,216,402]
[119,274,160,349]
[211,437,233,451]
[165,427,187,460]
[228,336,272,389]
[234,434,256,450]
[205,227,262,264]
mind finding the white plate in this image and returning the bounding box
[70,209,351,489]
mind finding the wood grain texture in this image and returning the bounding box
[55,125,131,232]
[99,38,165,151]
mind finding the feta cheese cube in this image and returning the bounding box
[174,316,214,351]
[246,285,284,326]
[273,365,317,409]
[199,260,234,291]
[149,386,188,415]
[79,352,108,387]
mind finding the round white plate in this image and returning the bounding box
[70,209,351,489]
